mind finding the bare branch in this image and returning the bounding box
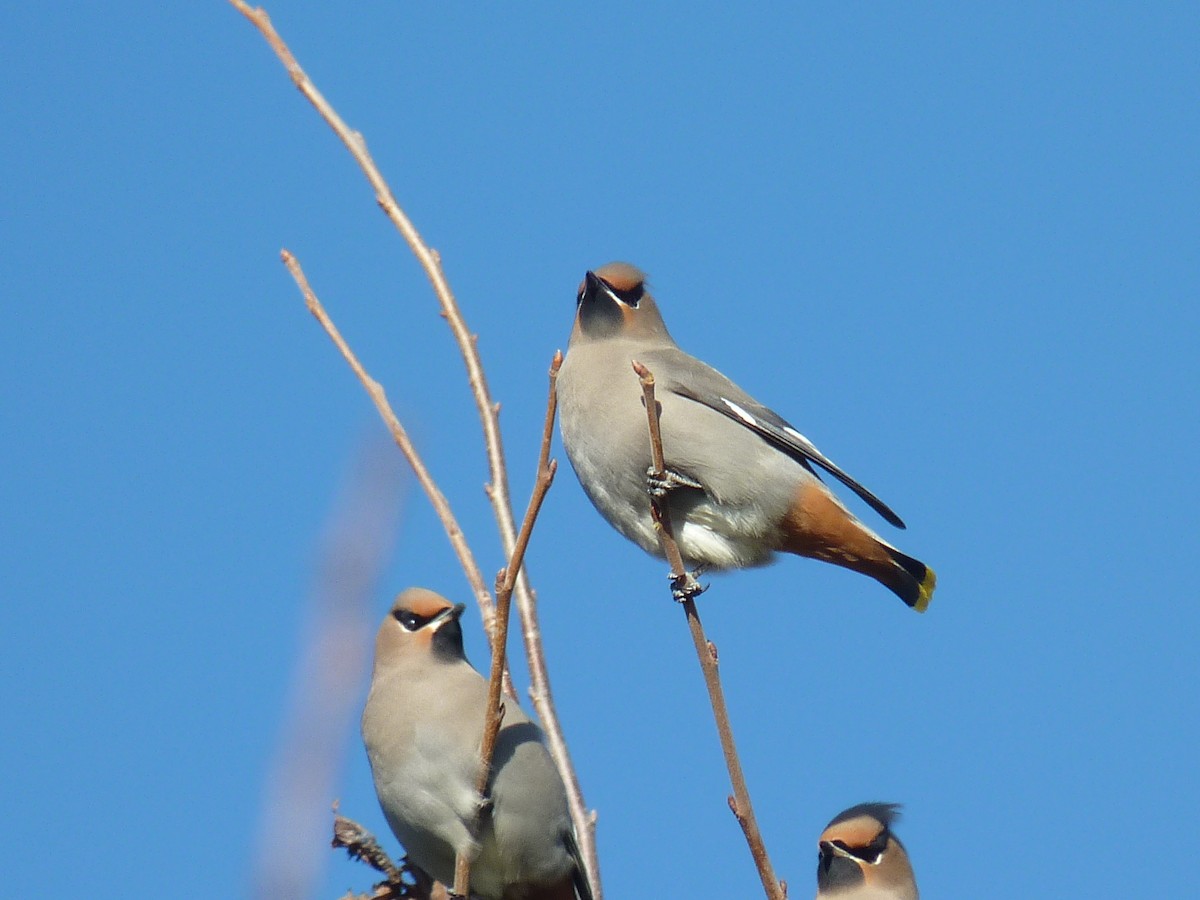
[333,811,448,899]
[279,250,495,629]
[632,361,787,900]
[228,2,514,606]
[516,354,601,894]
[231,5,597,891]
[630,362,696,594]
[454,373,559,897]
[332,812,407,886]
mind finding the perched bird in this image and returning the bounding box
[816,803,918,899]
[361,588,591,900]
[556,262,935,610]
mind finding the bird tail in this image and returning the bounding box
[780,482,936,612]
[882,548,937,612]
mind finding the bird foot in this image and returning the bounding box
[670,570,707,601]
[646,466,702,498]
[476,794,494,818]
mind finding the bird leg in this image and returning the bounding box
[645,465,703,498]
[475,794,494,819]
[670,569,707,601]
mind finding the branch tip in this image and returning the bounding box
[278,251,495,647]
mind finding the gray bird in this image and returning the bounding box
[556,262,935,610]
[361,587,591,900]
[816,803,918,899]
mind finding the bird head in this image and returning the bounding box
[572,262,673,344]
[816,803,917,898]
[374,587,467,670]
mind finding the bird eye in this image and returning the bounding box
[835,836,886,865]
[393,609,430,631]
[609,282,644,307]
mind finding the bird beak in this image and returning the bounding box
[583,269,628,304]
[579,270,603,305]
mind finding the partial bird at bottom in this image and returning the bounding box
[816,802,918,899]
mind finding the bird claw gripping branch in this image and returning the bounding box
[645,465,704,499]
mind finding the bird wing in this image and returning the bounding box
[563,828,594,900]
[644,347,907,529]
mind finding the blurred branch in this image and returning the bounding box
[252,441,403,900]
[455,361,560,896]
[632,361,787,900]
[231,5,597,892]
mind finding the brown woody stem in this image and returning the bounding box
[454,357,560,897]
[230,4,598,889]
[631,360,787,900]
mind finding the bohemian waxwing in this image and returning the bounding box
[556,262,936,610]
[361,587,591,900]
[816,803,918,899]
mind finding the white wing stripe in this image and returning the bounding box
[783,425,816,447]
[720,398,759,427]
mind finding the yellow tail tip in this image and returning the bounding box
[913,566,937,613]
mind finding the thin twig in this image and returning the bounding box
[479,361,560,797]
[516,357,599,892]
[229,7,598,889]
[280,250,494,629]
[632,361,787,900]
[454,365,559,897]
[332,810,449,899]
[332,812,406,886]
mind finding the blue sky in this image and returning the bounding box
[3,4,1197,898]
